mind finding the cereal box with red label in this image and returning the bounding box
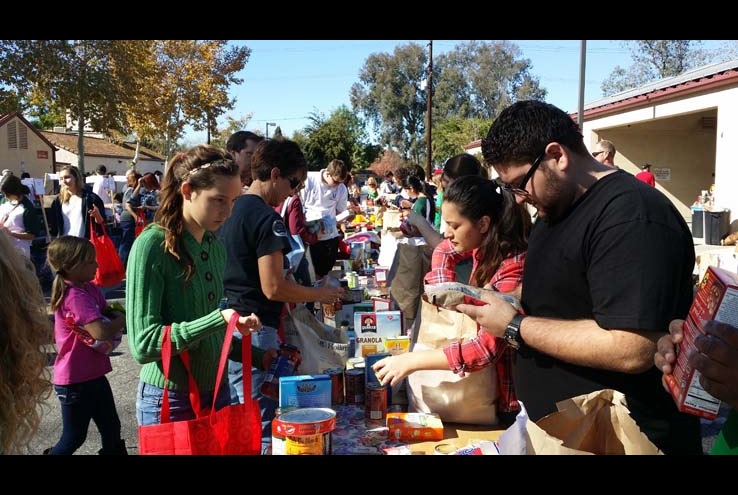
[353,311,403,358]
[664,266,738,419]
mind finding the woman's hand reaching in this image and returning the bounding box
[221,309,263,333]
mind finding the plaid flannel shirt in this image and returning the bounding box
[428,239,526,414]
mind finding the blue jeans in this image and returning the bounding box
[117,219,136,268]
[136,380,230,426]
[228,325,279,454]
[49,376,122,455]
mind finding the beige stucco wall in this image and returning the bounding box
[0,116,55,178]
[583,83,738,233]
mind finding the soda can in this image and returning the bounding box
[325,368,345,405]
[365,383,388,424]
[344,368,365,405]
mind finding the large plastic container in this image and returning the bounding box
[691,207,704,238]
[704,209,730,245]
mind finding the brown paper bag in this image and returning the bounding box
[406,297,499,425]
[388,240,432,326]
[498,389,662,455]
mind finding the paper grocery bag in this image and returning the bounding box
[497,389,662,455]
[406,298,499,425]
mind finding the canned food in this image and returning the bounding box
[365,383,388,424]
[325,368,345,405]
[345,368,365,405]
[347,271,359,289]
[272,408,336,455]
[346,357,364,370]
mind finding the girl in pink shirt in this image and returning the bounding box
[44,236,127,455]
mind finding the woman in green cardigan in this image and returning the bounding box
[126,145,263,426]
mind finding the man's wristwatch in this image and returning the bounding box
[503,314,526,351]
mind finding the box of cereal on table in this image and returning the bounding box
[354,311,403,358]
[665,265,737,419]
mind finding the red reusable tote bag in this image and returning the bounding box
[138,312,262,455]
[134,207,147,238]
[90,221,126,288]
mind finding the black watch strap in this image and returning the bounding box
[503,313,526,351]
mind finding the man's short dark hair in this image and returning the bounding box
[482,100,588,168]
[251,137,307,181]
[96,165,107,174]
[226,130,264,153]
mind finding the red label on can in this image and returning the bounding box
[325,368,345,405]
[365,383,387,423]
[344,368,365,405]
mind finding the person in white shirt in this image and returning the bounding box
[50,165,106,240]
[0,175,42,259]
[299,159,349,278]
[91,165,116,212]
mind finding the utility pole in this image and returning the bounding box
[426,40,433,179]
[577,40,587,130]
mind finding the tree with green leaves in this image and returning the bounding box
[301,106,369,171]
[431,117,490,167]
[350,42,429,165]
[350,40,546,168]
[433,40,546,121]
[601,40,711,96]
[207,114,254,149]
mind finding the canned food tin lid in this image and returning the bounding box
[347,357,364,365]
[274,408,337,436]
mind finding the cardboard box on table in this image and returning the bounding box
[664,265,733,419]
[353,310,403,357]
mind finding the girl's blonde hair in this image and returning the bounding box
[46,236,97,311]
[0,231,52,453]
[156,145,238,283]
[58,164,85,204]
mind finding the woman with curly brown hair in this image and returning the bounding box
[0,230,53,454]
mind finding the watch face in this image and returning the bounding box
[504,326,520,350]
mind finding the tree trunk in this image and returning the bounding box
[77,118,86,176]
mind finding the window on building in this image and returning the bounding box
[7,121,17,149]
[19,124,28,149]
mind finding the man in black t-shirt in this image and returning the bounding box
[457,100,701,455]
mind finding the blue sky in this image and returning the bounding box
[183,40,730,145]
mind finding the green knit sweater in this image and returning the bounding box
[126,225,262,393]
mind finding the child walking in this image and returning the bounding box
[44,235,127,455]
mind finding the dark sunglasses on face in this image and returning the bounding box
[286,176,301,189]
[592,151,604,157]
